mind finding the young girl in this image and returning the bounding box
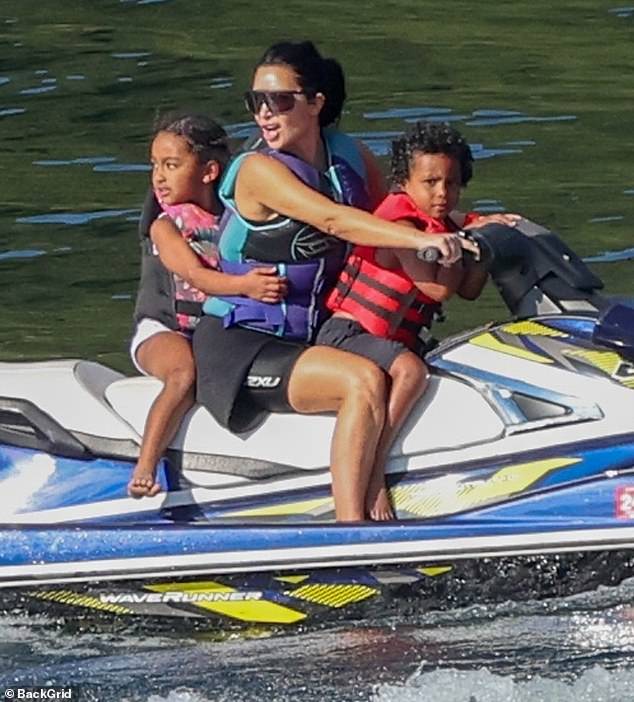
[129,112,286,497]
[318,120,519,520]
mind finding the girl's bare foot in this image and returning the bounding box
[128,465,161,498]
[366,482,395,521]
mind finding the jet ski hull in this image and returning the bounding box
[2,428,634,583]
[3,551,633,626]
[1,220,633,626]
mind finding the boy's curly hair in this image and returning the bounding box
[390,121,474,188]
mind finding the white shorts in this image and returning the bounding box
[129,318,190,374]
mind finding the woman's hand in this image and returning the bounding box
[419,232,470,266]
[240,266,288,302]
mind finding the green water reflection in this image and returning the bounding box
[1,0,632,372]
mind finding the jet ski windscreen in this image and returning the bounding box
[593,302,634,361]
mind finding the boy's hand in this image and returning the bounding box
[465,213,521,228]
[240,267,287,302]
[457,235,480,258]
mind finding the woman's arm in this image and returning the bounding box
[150,218,286,302]
[235,153,468,263]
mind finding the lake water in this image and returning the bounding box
[1,0,634,699]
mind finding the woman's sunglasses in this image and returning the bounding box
[244,90,308,115]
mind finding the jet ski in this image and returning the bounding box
[1,218,634,626]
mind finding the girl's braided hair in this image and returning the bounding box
[390,121,474,188]
[153,111,230,169]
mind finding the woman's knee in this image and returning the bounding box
[287,347,385,414]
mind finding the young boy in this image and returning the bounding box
[317,120,518,520]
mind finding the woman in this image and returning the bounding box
[194,41,469,521]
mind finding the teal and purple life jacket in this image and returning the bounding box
[203,129,370,342]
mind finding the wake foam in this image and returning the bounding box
[374,665,634,702]
[143,691,215,702]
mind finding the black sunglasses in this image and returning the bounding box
[244,90,308,115]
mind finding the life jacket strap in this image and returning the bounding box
[175,300,204,317]
[221,298,286,329]
[338,259,412,306]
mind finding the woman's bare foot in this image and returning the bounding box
[366,481,395,521]
[128,465,162,498]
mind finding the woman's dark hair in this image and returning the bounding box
[390,121,474,188]
[255,41,346,127]
[152,111,230,170]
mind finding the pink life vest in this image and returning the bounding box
[157,201,220,331]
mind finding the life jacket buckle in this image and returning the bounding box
[417,324,433,345]
[411,299,429,316]
[433,306,446,324]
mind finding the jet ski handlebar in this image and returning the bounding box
[416,229,481,264]
[468,217,606,317]
[416,246,442,263]
[411,216,607,318]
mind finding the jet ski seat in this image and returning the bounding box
[0,359,505,477]
[0,360,141,459]
[104,371,505,474]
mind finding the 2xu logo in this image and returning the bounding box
[246,375,281,389]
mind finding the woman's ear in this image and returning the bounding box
[202,160,221,184]
[309,92,326,117]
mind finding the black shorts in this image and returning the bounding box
[193,316,307,434]
[315,316,408,372]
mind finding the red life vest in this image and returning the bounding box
[373,192,480,231]
[326,193,478,349]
